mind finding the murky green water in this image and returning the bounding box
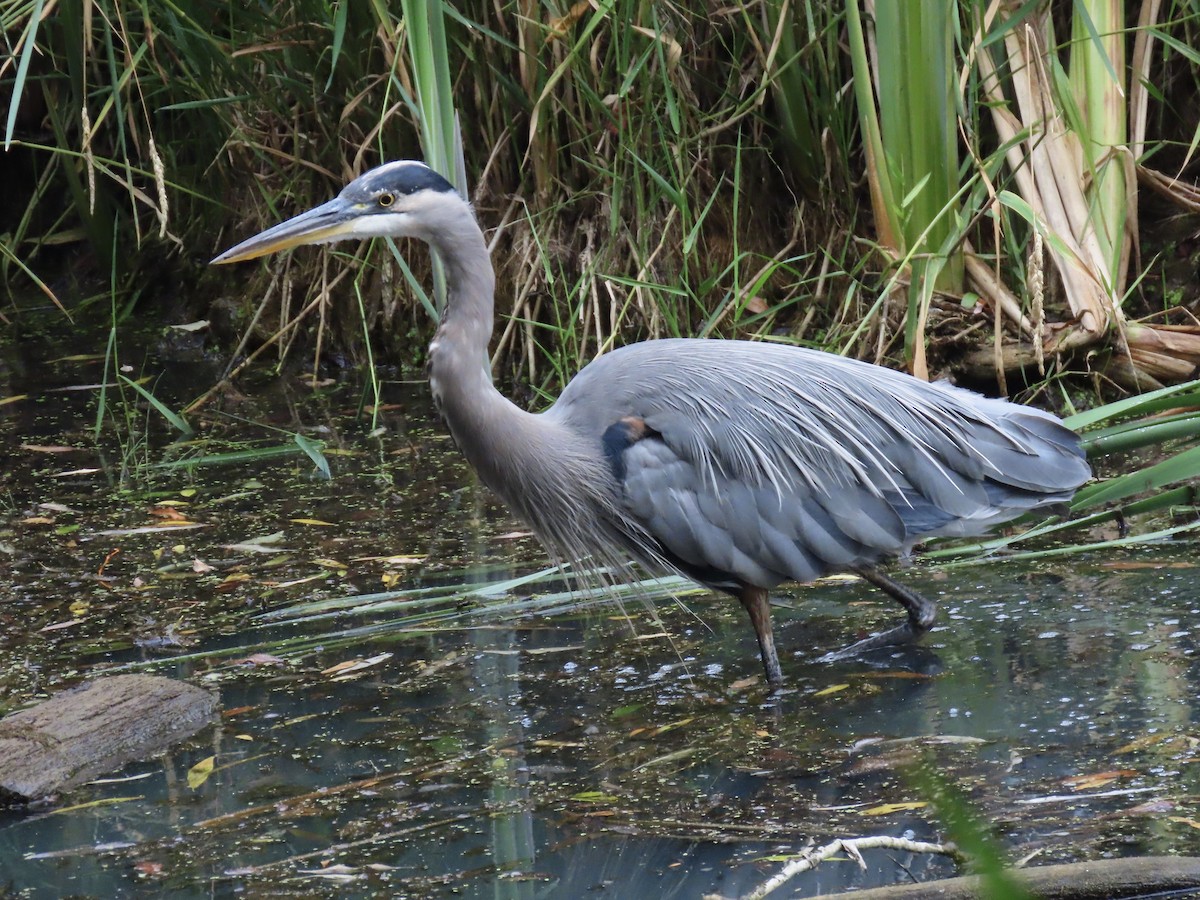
[2,326,1199,898]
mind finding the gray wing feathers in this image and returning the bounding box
[549,339,1090,586]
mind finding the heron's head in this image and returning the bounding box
[212,161,462,264]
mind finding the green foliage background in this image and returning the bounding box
[3,1,1199,395]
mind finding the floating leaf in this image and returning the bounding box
[861,801,928,816]
[39,619,83,632]
[169,320,209,332]
[813,683,851,697]
[312,558,349,570]
[1063,770,1136,790]
[49,796,143,815]
[187,756,215,789]
[290,518,334,526]
[1114,733,1175,754]
[233,653,286,667]
[570,791,618,803]
[321,653,393,677]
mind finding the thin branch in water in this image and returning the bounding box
[718,834,964,900]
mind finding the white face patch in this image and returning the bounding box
[347,214,410,239]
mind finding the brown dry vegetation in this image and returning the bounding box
[2,1,1198,399]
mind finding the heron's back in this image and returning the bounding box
[544,339,1090,590]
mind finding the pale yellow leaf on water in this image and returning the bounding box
[526,645,584,655]
[260,574,324,589]
[290,518,334,526]
[728,676,760,691]
[532,740,585,748]
[813,683,851,697]
[1170,817,1200,830]
[20,444,77,453]
[641,718,694,737]
[168,320,209,332]
[52,468,102,477]
[192,558,216,573]
[180,488,197,497]
[354,554,425,564]
[96,524,207,536]
[234,734,254,742]
[39,619,84,632]
[0,395,28,407]
[187,756,216,789]
[20,516,54,525]
[312,558,348,570]
[1114,733,1175,754]
[861,801,928,816]
[381,572,402,588]
[49,796,143,815]
[322,660,362,675]
[69,600,89,616]
[818,572,860,584]
[234,653,286,667]
[1062,769,1136,790]
[321,653,393,677]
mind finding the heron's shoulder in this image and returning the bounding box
[565,338,848,380]
[556,338,923,408]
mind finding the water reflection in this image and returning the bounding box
[1,333,1199,897]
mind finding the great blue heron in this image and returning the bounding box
[213,161,1091,685]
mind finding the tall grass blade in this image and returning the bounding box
[293,433,332,480]
[116,375,193,435]
[4,0,45,149]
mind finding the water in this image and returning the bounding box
[1,325,1199,898]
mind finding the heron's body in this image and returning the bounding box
[214,160,1091,684]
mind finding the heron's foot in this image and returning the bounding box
[819,566,938,664]
[817,620,928,663]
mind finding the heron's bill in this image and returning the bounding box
[211,198,359,265]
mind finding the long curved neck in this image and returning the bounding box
[425,206,530,489]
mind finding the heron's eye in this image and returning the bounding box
[377,192,396,208]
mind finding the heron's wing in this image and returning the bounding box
[550,340,1089,587]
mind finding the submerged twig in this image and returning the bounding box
[723,835,964,900]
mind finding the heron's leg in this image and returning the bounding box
[738,586,783,685]
[820,566,938,662]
